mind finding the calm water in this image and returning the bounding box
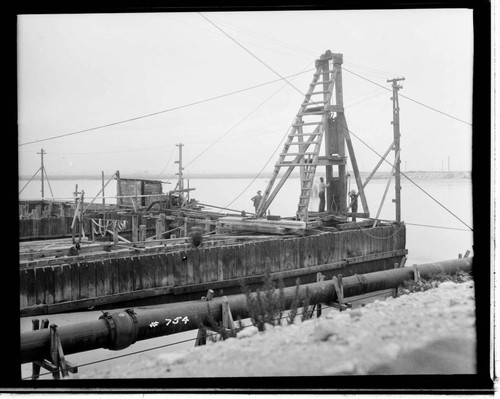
[19,176,473,379]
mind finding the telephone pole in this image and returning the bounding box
[37,149,46,199]
[388,77,404,223]
[175,143,184,191]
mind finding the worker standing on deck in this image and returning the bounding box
[251,190,263,213]
[349,189,359,221]
[318,177,329,212]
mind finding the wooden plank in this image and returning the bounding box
[141,255,155,290]
[60,264,72,302]
[79,262,90,299]
[88,261,97,299]
[221,246,232,281]
[123,257,134,291]
[175,251,188,286]
[156,253,168,287]
[109,258,119,295]
[117,258,128,293]
[70,262,80,301]
[186,249,196,285]
[232,244,243,279]
[283,239,294,270]
[195,248,205,284]
[207,246,218,282]
[165,253,175,286]
[337,230,347,260]
[53,265,64,303]
[238,243,248,279]
[152,254,162,287]
[250,241,259,275]
[216,246,224,281]
[132,256,143,291]
[271,240,281,273]
[20,269,28,309]
[326,232,334,263]
[102,259,113,296]
[263,240,274,273]
[41,267,54,305]
[95,260,106,298]
[305,236,314,267]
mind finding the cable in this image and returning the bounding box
[214,62,315,211]
[198,12,305,99]
[343,67,472,126]
[334,118,473,232]
[183,72,295,169]
[18,69,314,147]
[405,222,472,232]
[156,146,177,180]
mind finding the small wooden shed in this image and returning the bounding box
[116,177,164,208]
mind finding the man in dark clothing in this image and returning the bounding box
[349,189,359,221]
[318,177,329,212]
[251,190,263,213]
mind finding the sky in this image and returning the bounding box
[17,9,474,179]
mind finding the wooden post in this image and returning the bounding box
[333,53,347,213]
[387,77,405,222]
[79,190,85,240]
[102,171,106,220]
[31,320,41,380]
[139,225,146,242]
[116,170,122,208]
[222,296,235,331]
[132,215,139,242]
[413,265,421,282]
[156,218,162,240]
[316,272,324,317]
[49,325,61,379]
[195,289,214,347]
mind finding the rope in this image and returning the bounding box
[354,222,406,240]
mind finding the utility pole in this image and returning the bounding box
[175,143,184,191]
[37,149,46,199]
[388,77,404,223]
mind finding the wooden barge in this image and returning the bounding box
[19,50,408,317]
[20,220,406,317]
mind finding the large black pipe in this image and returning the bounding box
[20,257,472,364]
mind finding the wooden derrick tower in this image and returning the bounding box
[256,51,369,222]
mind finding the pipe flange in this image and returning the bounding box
[100,309,139,351]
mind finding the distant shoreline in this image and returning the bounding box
[19,171,471,181]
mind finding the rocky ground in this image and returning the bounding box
[73,279,476,379]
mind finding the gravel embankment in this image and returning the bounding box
[73,280,476,378]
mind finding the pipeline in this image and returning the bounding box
[20,257,473,364]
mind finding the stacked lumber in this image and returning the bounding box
[215,216,320,236]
